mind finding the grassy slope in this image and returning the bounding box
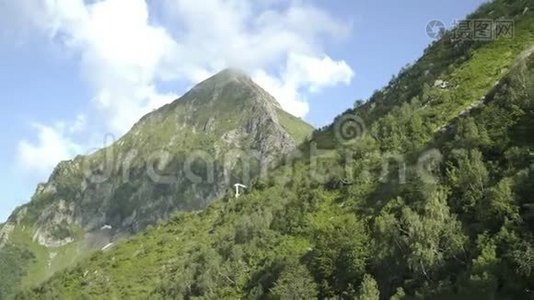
[0,71,313,298]
[30,67,534,299]
[275,108,314,143]
[0,225,90,299]
[313,1,534,151]
[15,173,329,299]
[18,1,534,299]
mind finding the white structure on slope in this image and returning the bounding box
[234,183,247,198]
[101,225,112,230]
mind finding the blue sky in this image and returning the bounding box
[0,0,487,222]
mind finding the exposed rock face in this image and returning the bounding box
[5,68,313,248]
[32,200,76,247]
[0,224,14,248]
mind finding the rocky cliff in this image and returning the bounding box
[0,68,313,294]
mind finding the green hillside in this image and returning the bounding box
[0,69,313,299]
[10,0,534,299]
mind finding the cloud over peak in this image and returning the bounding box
[6,0,354,176]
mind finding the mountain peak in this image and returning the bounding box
[182,67,282,110]
[215,68,249,79]
[198,68,252,88]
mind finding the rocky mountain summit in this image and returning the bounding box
[0,68,313,294]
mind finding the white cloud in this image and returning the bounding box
[251,53,354,116]
[157,0,354,117]
[253,69,309,116]
[70,114,87,133]
[46,0,180,133]
[285,53,354,93]
[6,0,355,174]
[17,123,82,175]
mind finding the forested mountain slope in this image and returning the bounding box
[13,0,534,299]
[0,69,313,299]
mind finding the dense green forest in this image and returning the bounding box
[9,0,534,299]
